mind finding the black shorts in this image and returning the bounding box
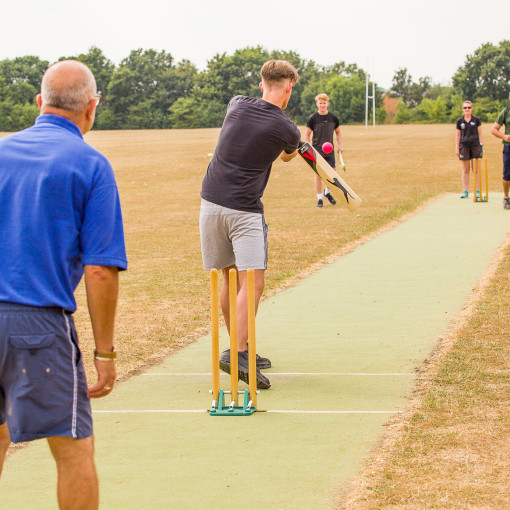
[322,153,336,169]
[459,143,483,161]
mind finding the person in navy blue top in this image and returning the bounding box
[0,60,127,509]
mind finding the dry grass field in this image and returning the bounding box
[2,123,509,506]
[75,123,501,379]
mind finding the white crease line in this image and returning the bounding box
[92,409,402,414]
[142,372,415,377]
[266,410,402,414]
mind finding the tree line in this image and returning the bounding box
[0,41,508,132]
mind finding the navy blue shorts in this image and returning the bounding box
[503,145,510,181]
[0,303,93,443]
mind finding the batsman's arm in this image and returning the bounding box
[280,149,298,162]
[84,265,119,398]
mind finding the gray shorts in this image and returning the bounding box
[199,199,268,271]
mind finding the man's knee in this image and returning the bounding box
[48,435,95,467]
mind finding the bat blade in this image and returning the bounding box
[298,142,361,211]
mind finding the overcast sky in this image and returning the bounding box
[2,0,508,90]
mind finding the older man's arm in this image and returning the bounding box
[84,265,119,398]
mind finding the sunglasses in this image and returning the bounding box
[463,106,472,109]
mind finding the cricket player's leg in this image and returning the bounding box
[48,435,99,510]
[315,174,323,195]
[220,267,264,352]
[0,422,10,477]
[235,269,265,352]
[461,159,470,192]
[220,265,237,338]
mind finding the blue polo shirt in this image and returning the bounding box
[0,114,128,311]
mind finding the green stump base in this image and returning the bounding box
[210,389,256,416]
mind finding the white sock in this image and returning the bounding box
[317,194,323,200]
[324,187,330,195]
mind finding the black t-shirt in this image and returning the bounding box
[306,112,340,156]
[456,115,481,145]
[201,95,301,213]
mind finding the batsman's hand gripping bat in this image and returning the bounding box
[297,141,361,211]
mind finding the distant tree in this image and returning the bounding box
[453,40,510,101]
[169,96,225,128]
[391,68,431,107]
[391,68,413,104]
[0,101,39,131]
[0,56,48,93]
[105,49,197,128]
[0,56,47,130]
[301,66,380,125]
[196,46,270,106]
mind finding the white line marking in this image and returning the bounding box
[266,410,402,414]
[93,410,207,413]
[92,409,402,414]
[142,372,415,377]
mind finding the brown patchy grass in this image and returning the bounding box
[3,123,510,502]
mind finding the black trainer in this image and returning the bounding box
[324,191,336,205]
[317,198,323,208]
[220,347,271,369]
[219,350,271,389]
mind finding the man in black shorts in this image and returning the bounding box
[491,92,510,209]
[200,60,301,389]
[455,100,483,198]
[304,93,343,207]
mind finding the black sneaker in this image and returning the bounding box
[324,192,336,205]
[220,348,271,369]
[317,198,323,208]
[219,350,271,389]
[247,343,271,369]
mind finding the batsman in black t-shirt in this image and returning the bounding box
[200,60,301,389]
[305,93,343,207]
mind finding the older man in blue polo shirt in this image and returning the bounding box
[0,60,127,509]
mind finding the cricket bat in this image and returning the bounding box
[298,141,362,211]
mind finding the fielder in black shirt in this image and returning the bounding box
[305,93,343,207]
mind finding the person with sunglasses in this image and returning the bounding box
[455,100,483,198]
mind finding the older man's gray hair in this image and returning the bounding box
[41,60,97,113]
